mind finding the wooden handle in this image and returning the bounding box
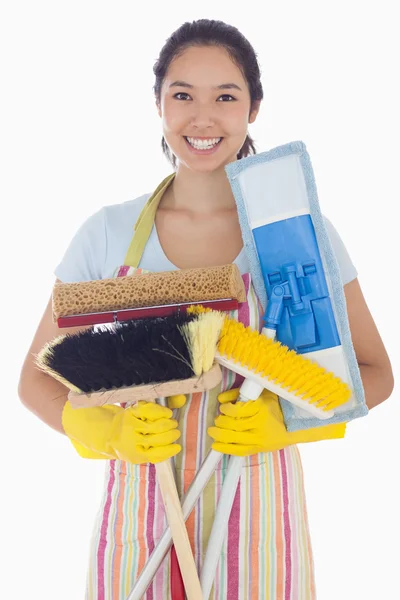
[68,363,222,408]
[155,460,203,600]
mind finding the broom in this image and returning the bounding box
[35,310,225,600]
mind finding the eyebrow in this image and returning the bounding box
[169,80,242,91]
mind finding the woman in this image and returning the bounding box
[18,19,394,599]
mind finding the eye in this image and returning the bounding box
[174,92,191,100]
[217,94,236,102]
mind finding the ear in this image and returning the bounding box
[156,100,162,118]
[248,101,261,124]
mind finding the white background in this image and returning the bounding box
[1,1,399,598]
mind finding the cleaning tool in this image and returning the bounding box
[224,140,368,430]
[201,316,351,596]
[52,263,246,328]
[214,315,351,416]
[36,311,224,600]
[199,140,369,595]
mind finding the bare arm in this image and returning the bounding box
[18,279,92,434]
[344,278,394,409]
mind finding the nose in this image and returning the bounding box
[189,102,217,129]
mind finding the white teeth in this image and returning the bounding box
[186,137,222,149]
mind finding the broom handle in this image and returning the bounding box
[127,448,223,600]
[153,397,201,600]
[154,460,201,599]
[165,406,186,600]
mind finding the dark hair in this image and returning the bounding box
[153,19,264,169]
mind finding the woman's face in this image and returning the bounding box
[157,45,260,172]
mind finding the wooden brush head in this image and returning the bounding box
[67,364,222,408]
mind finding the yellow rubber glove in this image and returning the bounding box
[207,388,347,456]
[62,400,181,464]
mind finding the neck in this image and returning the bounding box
[164,164,236,213]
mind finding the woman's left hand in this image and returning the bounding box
[208,388,347,456]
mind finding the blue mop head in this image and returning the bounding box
[225,141,368,431]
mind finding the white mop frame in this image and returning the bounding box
[225,140,368,431]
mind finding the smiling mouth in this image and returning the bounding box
[184,136,223,150]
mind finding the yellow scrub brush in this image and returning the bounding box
[215,317,351,416]
[200,312,351,596]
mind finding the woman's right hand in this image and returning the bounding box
[62,400,181,464]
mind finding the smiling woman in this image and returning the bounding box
[152,41,264,270]
[155,41,262,171]
[18,16,393,600]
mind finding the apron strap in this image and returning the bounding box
[124,173,175,268]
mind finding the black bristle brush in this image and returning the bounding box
[36,311,224,405]
[39,314,200,395]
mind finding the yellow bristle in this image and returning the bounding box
[180,311,225,376]
[186,305,211,315]
[217,318,351,411]
[306,374,337,400]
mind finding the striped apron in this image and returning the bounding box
[85,177,317,600]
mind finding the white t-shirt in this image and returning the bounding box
[54,193,358,285]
